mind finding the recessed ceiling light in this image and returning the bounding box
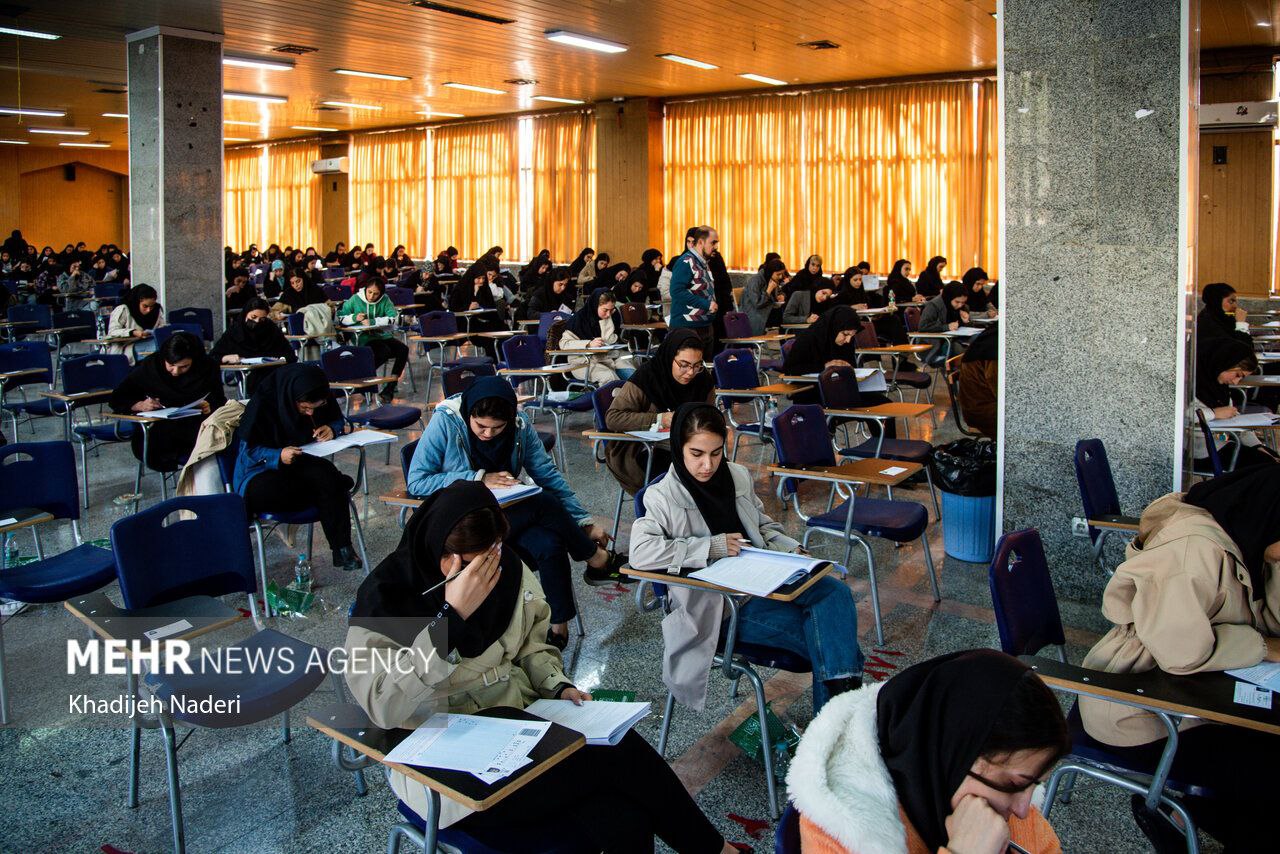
[102,112,129,119]
[0,139,28,145]
[60,142,111,148]
[321,100,383,110]
[291,125,340,132]
[532,95,586,105]
[223,137,251,142]
[0,26,59,40]
[224,91,288,104]
[223,55,295,71]
[443,82,506,95]
[657,53,718,70]
[409,1,515,26]
[739,73,787,86]
[224,119,260,126]
[1259,20,1273,27]
[29,127,90,136]
[416,111,465,118]
[0,106,66,117]
[334,68,410,81]
[545,30,627,53]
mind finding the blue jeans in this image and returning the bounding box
[503,492,596,624]
[734,576,864,711]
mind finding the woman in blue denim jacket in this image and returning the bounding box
[406,376,626,648]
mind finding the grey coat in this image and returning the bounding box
[740,271,780,335]
[630,463,801,710]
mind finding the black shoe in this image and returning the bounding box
[583,551,635,586]
[378,387,396,405]
[1130,795,1188,854]
[333,546,362,573]
[822,676,863,698]
[546,628,569,651]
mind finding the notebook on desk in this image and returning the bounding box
[524,699,650,746]
[488,483,542,504]
[688,547,833,597]
[146,394,209,420]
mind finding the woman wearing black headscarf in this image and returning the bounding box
[604,328,715,495]
[343,480,736,852]
[523,266,575,320]
[1083,466,1280,852]
[637,247,664,294]
[785,254,831,300]
[107,282,165,361]
[919,281,972,365]
[1191,337,1276,469]
[1197,281,1254,346]
[410,267,446,314]
[109,331,226,472]
[887,258,923,304]
[915,255,947,298]
[963,267,994,316]
[615,266,651,304]
[232,363,360,572]
[790,649,1069,853]
[209,297,296,393]
[278,269,327,313]
[783,306,860,395]
[566,246,594,281]
[579,251,610,291]
[594,261,631,298]
[448,263,507,358]
[631,403,864,712]
[517,253,552,296]
[560,289,633,383]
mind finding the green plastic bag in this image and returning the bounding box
[590,689,637,703]
[265,580,315,617]
[729,702,801,777]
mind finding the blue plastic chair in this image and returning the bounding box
[51,308,97,352]
[1073,439,1139,574]
[0,441,116,723]
[111,493,329,854]
[536,310,571,349]
[391,799,593,854]
[320,346,424,459]
[500,334,584,470]
[417,311,492,401]
[722,310,753,340]
[772,403,940,646]
[168,307,214,341]
[713,349,771,460]
[6,302,52,337]
[386,286,414,307]
[440,362,496,397]
[55,354,136,506]
[0,340,55,433]
[775,802,802,854]
[152,323,205,351]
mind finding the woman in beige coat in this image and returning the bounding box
[344,480,737,853]
[1080,466,1280,852]
[106,283,166,362]
[558,290,634,384]
[630,403,864,714]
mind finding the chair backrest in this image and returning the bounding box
[323,267,346,281]
[818,365,865,410]
[1195,409,1225,477]
[902,305,921,332]
[987,528,1067,656]
[417,310,459,337]
[537,311,570,341]
[592,380,625,430]
[501,334,546,371]
[323,283,348,302]
[620,303,648,325]
[60,353,131,395]
[110,494,257,609]
[400,438,418,479]
[441,363,496,397]
[153,323,204,350]
[773,405,838,498]
[285,312,306,336]
[713,348,759,391]
[722,311,752,340]
[54,308,96,331]
[854,321,879,349]
[0,441,80,521]
[633,472,666,517]
[775,804,802,854]
[7,303,51,327]
[0,340,53,386]
[168,307,214,341]
[95,281,125,301]
[1073,439,1123,527]
[321,345,377,382]
[781,338,795,360]
[386,286,414,306]
[943,354,982,437]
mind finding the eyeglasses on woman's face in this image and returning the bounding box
[673,357,704,375]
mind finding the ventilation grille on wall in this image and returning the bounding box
[798,40,840,50]
[410,2,515,25]
[273,43,318,55]
[95,88,127,95]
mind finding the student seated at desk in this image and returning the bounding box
[789,649,1068,854]
[1197,281,1253,347]
[783,284,838,327]
[233,364,361,572]
[1080,467,1280,853]
[782,307,895,423]
[224,272,254,315]
[522,266,575,320]
[559,290,634,384]
[630,403,864,712]
[614,265,650,305]
[209,297,296,393]
[604,328,716,495]
[963,267,996,317]
[278,268,327,313]
[1191,338,1277,470]
[109,331,225,471]
[107,283,166,361]
[338,279,409,404]
[957,324,998,440]
[914,255,947,298]
[410,267,445,313]
[407,377,627,648]
[741,257,788,335]
[448,263,509,358]
[344,482,739,853]
[886,258,924,304]
[837,266,914,354]
[918,282,970,366]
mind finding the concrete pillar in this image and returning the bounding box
[999,0,1198,600]
[126,27,225,333]
[595,98,663,264]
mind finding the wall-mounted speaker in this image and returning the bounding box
[63,164,76,181]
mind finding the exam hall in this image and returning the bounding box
[2,1,1280,852]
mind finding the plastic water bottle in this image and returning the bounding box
[3,537,18,567]
[887,288,897,310]
[293,553,312,593]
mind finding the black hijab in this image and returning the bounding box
[114,335,224,410]
[963,268,990,313]
[786,256,830,299]
[279,277,327,312]
[878,650,1038,852]
[350,480,524,655]
[1195,337,1256,409]
[1185,465,1280,599]
[460,376,518,474]
[615,268,650,303]
[566,290,619,341]
[124,283,161,329]
[450,263,495,311]
[628,328,713,411]
[783,305,861,374]
[599,262,632,293]
[567,247,594,279]
[887,259,916,303]
[962,323,998,363]
[916,256,946,298]
[238,364,343,448]
[671,403,743,536]
[212,305,293,362]
[639,248,663,289]
[1197,282,1247,344]
[938,281,969,324]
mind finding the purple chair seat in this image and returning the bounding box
[890,369,931,388]
[838,437,932,463]
[349,403,423,430]
[808,496,929,543]
[0,543,116,602]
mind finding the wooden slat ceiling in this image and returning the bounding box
[0,0,1274,151]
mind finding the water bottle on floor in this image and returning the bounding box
[293,553,312,594]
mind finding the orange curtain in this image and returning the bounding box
[224,147,264,250]
[532,112,596,261]
[265,140,321,250]
[431,118,520,260]
[663,80,999,276]
[349,129,430,259]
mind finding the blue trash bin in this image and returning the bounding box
[940,491,996,563]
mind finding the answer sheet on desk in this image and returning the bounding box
[383,713,550,779]
[301,430,397,457]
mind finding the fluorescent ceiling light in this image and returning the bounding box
[223,55,294,71]
[0,26,59,40]
[545,30,627,53]
[334,68,409,81]
[657,53,717,70]
[102,112,129,119]
[0,106,66,117]
[417,111,464,118]
[321,100,382,110]
[224,119,259,126]
[224,91,288,104]
[739,73,787,86]
[223,137,250,142]
[0,139,28,145]
[532,95,585,105]
[60,142,110,148]
[291,125,339,132]
[443,82,506,95]
[29,127,90,136]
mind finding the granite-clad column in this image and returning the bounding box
[999,0,1197,600]
[126,27,225,335]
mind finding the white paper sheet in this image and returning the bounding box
[489,483,542,504]
[239,357,286,365]
[301,430,396,457]
[1227,661,1280,692]
[949,326,985,337]
[144,394,209,420]
[853,368,889,393]
[524,699,651,746]
[880,465,909,476]
[626,430,670,442]
[1208,413,1280,429]
[688,547,829,596]
[382,714,549,782]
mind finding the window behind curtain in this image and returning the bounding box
[265,141,321,252]
[531,111,597,262]
[430,118,520,260]
[224,146,265,251]
[349,129,430,259]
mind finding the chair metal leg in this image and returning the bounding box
[77,439,90,509]
[386,822,424,854]
[742,663,780,820]
[921,534,942,602]
[350,500,371,574]
[853,536,885,646]
[127,670,141,807]
[1059,769,1079,804]
[656,691,677,756]
[281,709,291,743]
[611,485,625,542]
[252,522,273,618]
[160,717,187,854]
[0,617,9,726]
[924,467,941,518]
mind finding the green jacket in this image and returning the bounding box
[337,291,397,345]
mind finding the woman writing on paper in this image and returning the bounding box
[232,363,362,573]
[630,403,864,713]
[559,290,634,384]
[209,297,296,394]
[344,481,742,853]
[337,278,409,403]
[1190,337,1277,470]
[782,306,894,413]
[406,377,628,649]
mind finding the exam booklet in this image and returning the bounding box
[688,547,833,596]
[146,394,209,420]
[489,483,543,504]
[1207,413,1280,429]
[1227,661,1280,692]
[524,699,651,746]
[382,713,549,783]
[301,430,396,457]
